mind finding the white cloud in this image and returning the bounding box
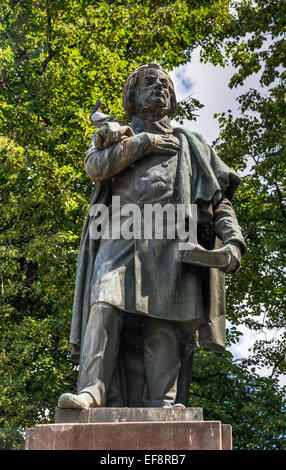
[227,320,286,387]
[170,48,261,146]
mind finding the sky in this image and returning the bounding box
[170,49,285,387]
[170,47,260,145]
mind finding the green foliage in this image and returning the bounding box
[173,96,204,124]
[213,0,286,381]
[191,349,286,450]
[0,0,231,449]
[0,0,285,451]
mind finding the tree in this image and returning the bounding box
[190,347,286,450]
[213,0,286,380]
[192,1,286,449]
[0,0,285,450]
[0,0,232,449]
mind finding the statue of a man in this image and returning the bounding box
[58,63,247,409]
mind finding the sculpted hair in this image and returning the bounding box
[122,63,177,120]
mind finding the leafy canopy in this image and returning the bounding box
[213,0,286,381]
[0,0,285,450]
[0,0,231,449]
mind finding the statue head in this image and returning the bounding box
[122,63,177,121]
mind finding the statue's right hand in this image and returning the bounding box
[147,134,180,156]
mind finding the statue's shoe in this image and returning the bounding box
[58,393,91,409]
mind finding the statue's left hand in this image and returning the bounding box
[222,242,242,273]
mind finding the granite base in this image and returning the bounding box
[25,407,232,450]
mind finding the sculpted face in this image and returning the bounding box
[133,68,172,120]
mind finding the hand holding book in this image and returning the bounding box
[182,242,241,273]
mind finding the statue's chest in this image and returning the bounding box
[112,152,178,205]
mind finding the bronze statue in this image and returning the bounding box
[58,63,246,409]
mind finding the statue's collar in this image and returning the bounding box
[130,115,173,135]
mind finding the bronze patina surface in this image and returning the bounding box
[58,63,246,410]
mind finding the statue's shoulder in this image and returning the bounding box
[173,126,206,144]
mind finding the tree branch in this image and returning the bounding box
[274,181,286,220]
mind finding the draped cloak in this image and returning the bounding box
[69,127,246,365]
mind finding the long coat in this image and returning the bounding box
[69,125,246,364]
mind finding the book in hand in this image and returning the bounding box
[182,243,231,269]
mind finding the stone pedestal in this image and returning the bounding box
[25,408,232,450]
[55,406,203,423]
